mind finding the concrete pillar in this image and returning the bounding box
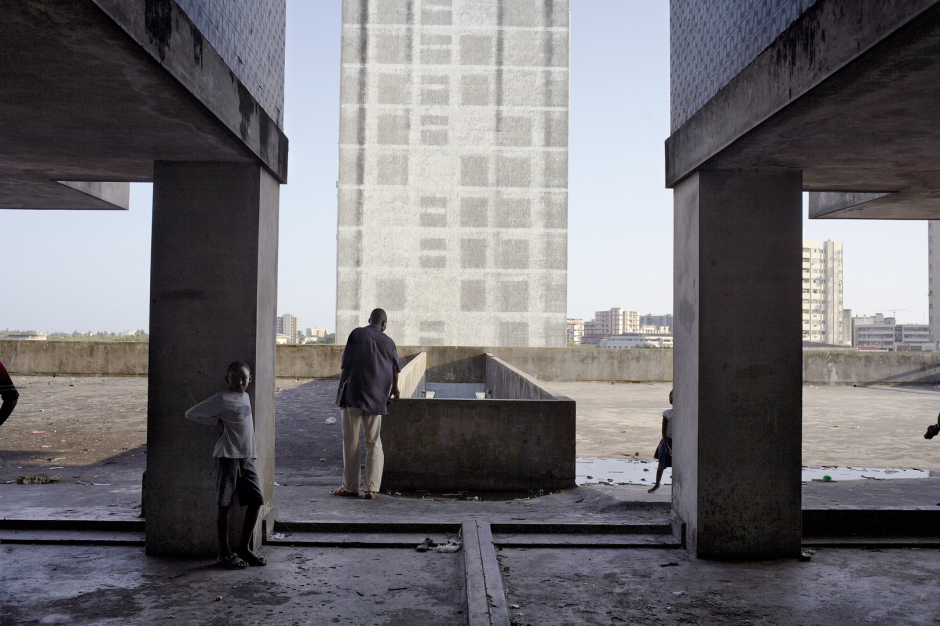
[672,170,802,559]
[146,162,279,557]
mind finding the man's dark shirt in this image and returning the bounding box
[340,325,400,415]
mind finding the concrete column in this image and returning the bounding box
[673,170,802,559]
[146,162,279,557]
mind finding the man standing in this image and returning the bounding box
[332,309,400,500]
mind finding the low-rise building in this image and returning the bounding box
[852,313,931,351]
[305,327,328,340]
[579,333,609,348]
[2,331,47,341]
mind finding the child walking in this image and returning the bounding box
[186,360,266,569]
[648,389,673,493]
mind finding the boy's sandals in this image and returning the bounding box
[238,550,267,566]
[364,491,378,500]
[219,554,248,569]
[331,487,359,497]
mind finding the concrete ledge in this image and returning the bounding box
[398,351,427,398]
[484,353,555,400]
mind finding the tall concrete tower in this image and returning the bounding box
[336,0,570,347]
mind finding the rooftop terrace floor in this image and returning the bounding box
[3,378,940,623]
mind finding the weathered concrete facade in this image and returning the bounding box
[336,0,569,347]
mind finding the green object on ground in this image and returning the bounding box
[823,475,832,482]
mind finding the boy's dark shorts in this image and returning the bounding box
[216,457,264,507]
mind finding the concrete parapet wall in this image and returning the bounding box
[276,344,344,378]
[484,353,556,400]
[383,397,576,492]
[0,340,148,376]
[801,349,940,385]
[8,341,940,385]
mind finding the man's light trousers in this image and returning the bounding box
[341,407,384,493]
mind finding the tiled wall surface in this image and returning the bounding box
[670,0,817,132]
[177,0,286,127]
[337,0,570,348]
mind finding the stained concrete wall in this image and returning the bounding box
[0,340,149,376]
[336,0,570,348]
[383,395,575,491]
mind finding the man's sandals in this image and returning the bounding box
[219,551,267,569]
[331,487,378,500]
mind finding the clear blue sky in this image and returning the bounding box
[1,1,929,333]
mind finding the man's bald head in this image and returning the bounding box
[368,308,387,332]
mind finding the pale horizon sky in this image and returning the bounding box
[1,2,930,333]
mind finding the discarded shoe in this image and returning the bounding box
[416,537,437,552]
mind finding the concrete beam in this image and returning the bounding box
[0,1,288,211]
[673,170,803,559]
[56,182,130,210]
[145,161,279,557]
[665,0,940,218]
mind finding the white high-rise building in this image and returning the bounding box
[802,239,844,345]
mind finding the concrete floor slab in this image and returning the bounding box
[0,544,466,625]
[497,547,940,625]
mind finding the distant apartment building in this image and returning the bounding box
[584,308,639,336]
[276,313,299,343]
[640,314,673,333]
[802,239,844,345]
[852,313,931,351]
[566,319,584,344]
[601,333,673,349]
[852,314,895,350]
[896,324,931,350]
